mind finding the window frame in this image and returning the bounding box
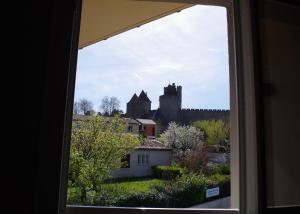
[59,0,260,213]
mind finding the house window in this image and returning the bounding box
[128,125,133,132]
[121,154,130,168]
[142,155,145,164]
[146,154,149,164]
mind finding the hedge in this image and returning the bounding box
[151,165,183,180]
[116,174,230,208]
[68,174,230,207]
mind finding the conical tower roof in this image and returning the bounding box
[139,90,151,102]
[128,93,138,103]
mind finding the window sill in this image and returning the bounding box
[66,205,239,214]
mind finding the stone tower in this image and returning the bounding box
[126,90,151,118]
[159,83,182,125]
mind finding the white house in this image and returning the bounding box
[111,139,172,178]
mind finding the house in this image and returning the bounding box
[112,139,172,178]
[135,118,156,138]
[123,117,140,134]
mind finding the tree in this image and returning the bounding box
[100,96,120,116]
[68,115,140,203]
[73,101,80,115]
[79,98,94,115]
[192,120,229,146]
[160,122,204,160]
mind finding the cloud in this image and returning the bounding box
[75,5,229,112]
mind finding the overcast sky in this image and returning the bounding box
[74,5,229,113]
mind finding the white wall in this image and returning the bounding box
[112,149,172,178]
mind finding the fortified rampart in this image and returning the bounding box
[126,83,230,126]
[178,109,229,125]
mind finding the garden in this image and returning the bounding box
[67,115,230,207]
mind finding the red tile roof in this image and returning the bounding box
[137,139,171,150]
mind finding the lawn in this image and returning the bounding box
[103,177,164,193]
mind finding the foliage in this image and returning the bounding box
[68,174,231,207]
[160,122,204,160]
[100,96,121,116]
[206,174,230,199]
[103,177,164,193]
[151,165,183,180]
[202,163,230,176]
[68,115,140,203]
[192,120,229,146]
[116,174,208,207]
[116,190,168,207]
[181,146,209,174]
[217,163,230,175]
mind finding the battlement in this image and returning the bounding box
[163,83,182,96]
[179,108,230,125]
[181,108,229,112]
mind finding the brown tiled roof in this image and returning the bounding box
[137,139,171,150]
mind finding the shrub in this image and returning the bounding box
[151,165,183,180]
[151,174,208,207]
[116,190,168,207]
[217,163,230,175]
[202,163,220,176]
[206,174,230,199]
[181,146,208,174]
[93,185,126,206]
[67,187,82,205]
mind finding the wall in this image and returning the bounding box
[178,109,230,125]
[112,149,172,178]
[258,0,300,207]
[127,123,139,135]
[144,124,155,137]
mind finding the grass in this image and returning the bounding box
[103,177,164,193]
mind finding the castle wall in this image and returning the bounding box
[178,109,230,125]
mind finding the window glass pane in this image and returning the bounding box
[68,3,232,209]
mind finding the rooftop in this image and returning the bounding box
[138,139,171,150]
[136,118,156,125]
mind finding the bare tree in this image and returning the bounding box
[73,101,81,115]
[79,98,94,115]
[100,96,120,116]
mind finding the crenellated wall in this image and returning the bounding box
[178,109,229,125]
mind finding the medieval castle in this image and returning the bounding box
[126,83,229,126]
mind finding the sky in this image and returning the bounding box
[74,5,229,113]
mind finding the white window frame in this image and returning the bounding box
[62,0,260,213]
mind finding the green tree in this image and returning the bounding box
[192,120,229,146]
[68,115,140,203]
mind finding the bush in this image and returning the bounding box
[206,174,230,199]
[165,174,207,207]
[181,146,208,174]
[217,163,230,175]
[93,185,126,206]
[151,165,183,180]
[116,191,168,207]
